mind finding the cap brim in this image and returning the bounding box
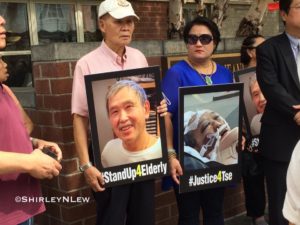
[109,9,139,20]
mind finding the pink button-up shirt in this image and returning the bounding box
[71,41,148,117]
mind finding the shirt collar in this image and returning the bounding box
[100,41,128,66]
[286,32,300,50]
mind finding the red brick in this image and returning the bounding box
[84,216,97,225]
[155,206,170,222]
[59,173,87,191]
[41,62,70,78]
[34,212,50,225]
[35,79,51,94]
[32,63,42,78]
[43,94,71,110]
[62,127,74,143]
[49,217,83,225]
[45,202,61,218]
[62,143,78,159]
[80,188,94,199]
[25,108,38,124]
[40,126,63,143]
[31,125,42,138]
[155,191,176,207]
[170,203,178,216]
[70,61,77,77]
[35,95,45,109]
[147,57,162,67]
[61,202,96,222]
[61,159,79,175]
[41,176,59,189]
[51,78,73,94]
[54,110,72,126]
[37,110,54,126]
[156,217,178,225]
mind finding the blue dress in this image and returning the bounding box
[161,60,233,225]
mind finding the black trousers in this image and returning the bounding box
[174,186,225,225]
[263,158,289,225]
[93,180,155,225]
[242,152,266,218]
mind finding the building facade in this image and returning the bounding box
[0,0,282,224]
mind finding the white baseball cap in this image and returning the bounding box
[98,0,139,20]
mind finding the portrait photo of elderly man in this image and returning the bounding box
[101,80,163,168]
[248,76,266,136]
[183,109,239,171]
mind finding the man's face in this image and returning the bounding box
[99,14,135,51]
[0,58,8,83]
[250,80,266,113]
[0,16,6,49]
[281,0,300,35]
[108,87,150,149]
[190,111,229,159]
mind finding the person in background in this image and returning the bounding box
[256,0,300,224]
[71,0,166,224]
[239,34,268,225]
[282,140,300,225]
[162,16,233,225]
[0,15,62,225]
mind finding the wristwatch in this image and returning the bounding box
[79,162,93,172]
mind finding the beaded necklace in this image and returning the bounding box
[187,59,215,86]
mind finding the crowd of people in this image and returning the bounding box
[1,0,300,225]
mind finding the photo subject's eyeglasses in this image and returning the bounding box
[187,34,213,45]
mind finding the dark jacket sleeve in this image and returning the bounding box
[256,35,300,124]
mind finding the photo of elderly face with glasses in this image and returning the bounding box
[182,89,241,171]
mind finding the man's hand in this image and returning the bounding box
[83,166,105,192]
[169,157,183,184]
[34,139,62,161]
[293,105,300,126]
[27,149,62,179]
[157,99,168,117]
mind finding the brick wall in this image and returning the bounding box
[132,1,169,40]
[29,60,96,225]
[27,54,245,225]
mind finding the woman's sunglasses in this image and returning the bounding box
[187,34,213,45]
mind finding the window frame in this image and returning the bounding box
[0,0,100,107]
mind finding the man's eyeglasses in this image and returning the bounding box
[187,34,213,45]
[290,5,300,10]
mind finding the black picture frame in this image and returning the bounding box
[179,83,243,193]
[234,67,258,138]
[85,66,168,187]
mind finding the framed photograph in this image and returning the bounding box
[234,67,264,152]
[179,83,243,193]
[85,66,168,187]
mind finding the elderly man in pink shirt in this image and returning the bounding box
[71,0,166,224]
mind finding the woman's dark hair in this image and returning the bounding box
[183,16,221,50]
[240,34,264,66]
[280,0,293,14]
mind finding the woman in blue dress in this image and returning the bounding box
[162,16,233,225]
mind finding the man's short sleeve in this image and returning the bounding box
[71,60,89,117]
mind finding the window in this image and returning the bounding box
[0,2,30,51]
[0,0,102,90]
[82,4,102,42]
[36,3,77,44]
